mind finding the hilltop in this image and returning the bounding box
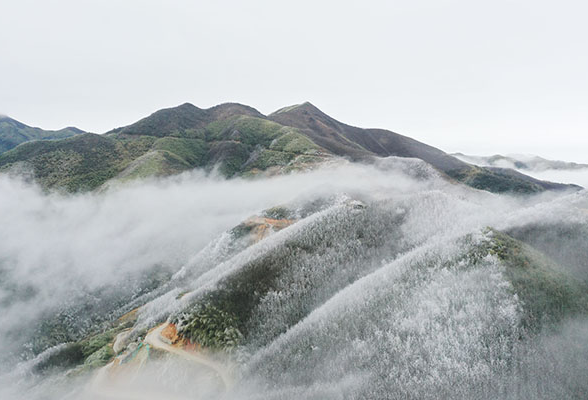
[0,102,579,193]
[0,115,84,153]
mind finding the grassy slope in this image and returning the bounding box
[204,115,324,176]
[0,103,575,194]
[0,134,155,191]
[484,230,588,329]
[446,166,545,194]
[0,111,331,191]
[269,103,575,194]
[0,117,83,153]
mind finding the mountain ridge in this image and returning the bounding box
[0,102,580,194]
[107,102,265,137]
[0,115,84,153]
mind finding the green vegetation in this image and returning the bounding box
[481,230,588,329]
[175,302,243,351]
[19,266,165,374]
[82,344,114,369]
[33,343,86,373]
[206,116,283,147]
[110,134,157,157]
[152,137,208,166]
[270,103,304,115]
[230,222,256,240]
[447,167,543,194]
[0,116,83,154]
[202,116,239,139]
[269,129,320,154]
[114,150,190,182]
[79,329,118,359]
[1,103,571,194]
[0,109,333,191]
[263,206,294,220]
[33,327,121,373]
[114,103,209,138]
[204,116,319,175]
[245,149,295,171]
[174,205,405,349]
[207,141,251,177]
[31,303,141,374]
[0,134,154,191]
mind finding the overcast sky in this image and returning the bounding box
[1,0,587,162]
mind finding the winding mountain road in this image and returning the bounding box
[144,323,233,389]
[88,322,232,399]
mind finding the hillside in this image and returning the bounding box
[0,116,83,154]
[269,102,577,193]
[4,168,587,399]
[0,102,579,193]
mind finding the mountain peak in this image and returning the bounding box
[208,102,265,119]
[111,102,264,137]
[62,126,85,134]
[270,101,323,116]
[299,100,318,109]
[177,102,198,109]
[113,103,207,137]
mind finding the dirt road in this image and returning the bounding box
[144,322,233,389]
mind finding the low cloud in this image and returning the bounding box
[0,159,587,399]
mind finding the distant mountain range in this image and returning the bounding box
[0,115,84,153]
[452,153,588,172]
[0,102,580,193]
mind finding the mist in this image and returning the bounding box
[0,159,441,359]
[525,168,588,190]
[1,159,587,399]
[452,152,588,189]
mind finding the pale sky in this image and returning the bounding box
[1,0,587,162]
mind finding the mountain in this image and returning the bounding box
[452,152,588,172]
[0,102,579,193]
[268,103,577,193]
[3,171,587,399]
[0,115,84,154]
[108,102,265,137]
[1,110,587,398]
[270,102,466,171]
[0,133,157,192]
